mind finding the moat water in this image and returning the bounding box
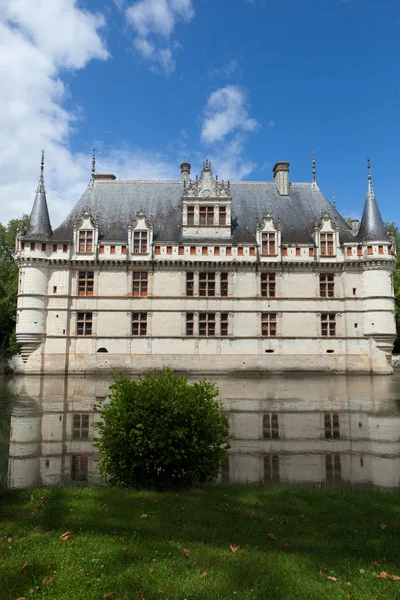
[1,373,400,491]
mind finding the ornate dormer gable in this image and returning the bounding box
[73,209,98,255]
[128,210,153,256]
[314,211,339,258]
[182,159,232,239]
[256,214,281,258]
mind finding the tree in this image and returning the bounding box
[385,222,400,352]
[94,368,231,489]
[0,216,28,360]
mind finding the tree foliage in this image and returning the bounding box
[0,216,28,360]
[94,368,231,489]
[385,222,400,352]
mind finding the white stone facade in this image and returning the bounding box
[14,161,397,374]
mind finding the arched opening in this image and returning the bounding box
[97,347,109,353]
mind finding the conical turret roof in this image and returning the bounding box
[357,159,388,243]
[24,151,52,240]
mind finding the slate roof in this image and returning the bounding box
[357,180,389,243]
[51,179,355,244]
[24,187,53,240]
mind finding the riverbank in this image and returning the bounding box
[1,485,399,600]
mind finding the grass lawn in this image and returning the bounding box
[0,485,400,600]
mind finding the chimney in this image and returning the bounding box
[351,219,359,235]
[273,162,290,196]
[180,162,191,184]
[93,174,116,181]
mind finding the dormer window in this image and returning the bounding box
[200,206,214,225]
[219,207,227,225]
[133,231,148,254]
[262,233,276,256]
[320,233,334,256]
[79,231,93,253]
[187,206,195,225]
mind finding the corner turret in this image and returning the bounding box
[24,151,52,240]
[357,157,388,242]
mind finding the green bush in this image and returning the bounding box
[93,368,230,489]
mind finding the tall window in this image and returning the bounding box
[325,453,341,481]
[324,413,340,439]
[186,313,194,336]
[320,233,334,256]
[264,454,280,482]
[73,414,89,440]
[261,233,276,256]
[186,272,194,296]
[221,273,228,297]
[77,312,92,336]
[319,274,334,297]
[133,231,148,254]
[321,313,336,337]
[132,272,148,297]
[199,313,216,336]
[263,413,279,439]
[71,455,88,482]
[261,273,276,297]
[78,230,93,253]
[221,313,229,336]
[78,272,94,296]
[200,206,214,225]
[187,206,195,225]
[199,273,215,297]
[262,313,277,337]
[219,207,227,225]
[132,312,147,336]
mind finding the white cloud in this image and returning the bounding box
[201,85,259,145]
[208,59,239,79]
[268,119,275,128]
[209,134,257,181]
[126,0,194,75]
[0,0,109,226]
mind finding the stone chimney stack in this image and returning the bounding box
[273,162,290,196]
[180,162,191,184]
[351,219,359,235]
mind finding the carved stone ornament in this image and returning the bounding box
[183,159,231,199]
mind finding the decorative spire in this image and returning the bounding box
[366,155,374,197]
[92,148,96,178]
[312,150,316,184]
[333,194,336,209]
[37,150,45,193]
[357,156,387,242]
[26,150,52,239]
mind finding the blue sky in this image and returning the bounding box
[1,0,399,227]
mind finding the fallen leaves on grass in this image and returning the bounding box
[377,572,400,581]
[122,547,128,552]
[380,523,388,530]
[179,506,185,512]
[248,512,254,518]
[20,562,31,573]
[230,545,240,553]
[373,561,381,567]
[267,533,276,540]
[157,589,163,594]
[59,531,71,542]
[182,548,190,557]
[200,572,207,578]
[140,514,149,519]
[283,543,289,550]
[103,594,119,599]
[326,576,338,582]
[299,514,305,519]
[7,537,12,543]
[269,517,274,522]
[43,577,56,585]
[15,597,26,600]
[149,568,154,574]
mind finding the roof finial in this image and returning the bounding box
[366,156,375,197]
[37,150,45,192]
[367,156,371,181]
[92,148,96,178]
[312,150,316,184]
[333,193,336,209]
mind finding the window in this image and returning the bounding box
[296,247,300,256]
[226,247,232,256]
[155,246,161,255]
[110,245,116,254]
[320,274,334,297]
[263,413,279,439]
[133,231,148,253]
[78,271,94,296]
[325,413,340,439]
[309,247,314,257]
[99,245,104,254]
[238,247,244,256]
[77,312,92,336]
[250,247,255,256]
[122,245,127,255]
[200,206,214,225]
[187,206,195,225]
[63,244,68,253]
[78,230,93,253]
[190,246,196,255]
[71,455,88,482]
[261,232,276,256]
[53,286,57,294]
[221,313,229,336]
[214,246,220,255]
[353,288,357,296]
[219,207,227,225]
[53,244,57,252]
[367,246,373,255]
[199,312,216,336]
[133,272,148,297]
[261,273,276,298]
[202,246,208,255]
[132,312,147,336]
[325,453,341,481]
[42,243,46,251]
[166,246,173,255]
[186,313,194,336]
[178,246,184,255]
[346,247,352,256]
[30,242,35,251]
[320,233,334,256]
[378,245,384,254]
[73,413,89,440]
[321,313,336,337]
[357,246,362,256]
[221,273,228,297]
[199,273,215,297]
[262,313,277,337]
[21,242,25,251]
[186,272,194,296]
[264,454,280,482]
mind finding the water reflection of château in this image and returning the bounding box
[5,375,400,490]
